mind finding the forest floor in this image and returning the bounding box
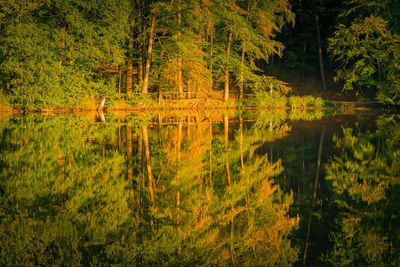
[267,64,378,102]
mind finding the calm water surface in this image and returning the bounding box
[0,110,399,266]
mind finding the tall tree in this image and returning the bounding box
[0,0,130,108]
[328,0,400,104]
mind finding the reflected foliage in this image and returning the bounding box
[0,115,128,265]
[324,115,400,266]
[0,112,300,265]
[3,111,396,266]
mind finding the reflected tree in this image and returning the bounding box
[324,116,400,266]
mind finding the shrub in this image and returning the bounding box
[126,93,156,107]
[246,91,287,107]
[287,96,307,108]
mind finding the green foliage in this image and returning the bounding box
[329,15,400,105]
[288,109,325,120]
[0,0,130,108]
[0,91,9,107]
[287,96,308,108]
[245,92,325,109]
[0,115,129,265]
[287,95,324,108]
[324,116,400,266]
[125,93,156,107]
[246,90,287,107]
[0,111,302,265]
[304,95,324,107]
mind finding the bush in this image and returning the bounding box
[126,93,156,107]
[0,91,10,107]
[246,91,287,107]
[288,95,325,108]
[287,96,307,108]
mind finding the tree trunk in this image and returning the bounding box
[143,15,156,94]
[138,52,143,85]
[126,20,134,94]
[315,15,327,91]
[127,126,134,200]
[136,0,145,84]
[224,115,231,185]
[209,25,214,92]
[177,0,183,93]
[177,121,182,162]
[239,115,244,169]
[240,45,245,101]
[224,31,232,102]
[118,65,122,94]
[142,125,154,204]
[176,121,182,226]
[97,97,106,111]
[303,124,326,267]
[239,3,250,101]
[209,116,213,185]
[98,110,106,123]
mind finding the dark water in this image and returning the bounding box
[0,110,399,266]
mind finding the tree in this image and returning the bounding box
[328,0,400,104]
[323,117,400,265]
[0,0,131,108]
[0,115,129,265]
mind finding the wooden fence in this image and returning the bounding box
[152,91,199,101]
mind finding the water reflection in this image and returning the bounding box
[0,111,398,265]
[323,116,400,266]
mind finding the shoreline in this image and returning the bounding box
[0,94,393,115]
[0,101,388,116]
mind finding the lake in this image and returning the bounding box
[0,109,399,266]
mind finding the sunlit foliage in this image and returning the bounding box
[0,0,130,108]
[0,111,301,265]
[0,115,129,265]
[329,16,400,104]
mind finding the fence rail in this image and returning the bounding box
[153,91,199,101]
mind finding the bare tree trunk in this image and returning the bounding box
[239,4,250,101]
[139,0,145,84]
[143,15,156,94]
[136,0,145,84]
[138,52,143,85]
[240,115,244,169]
[240,45,245,101]
[127,126,134,200]
[224,115,231,185]
[176,121,183,227]
[98,110,106,123]
[209,24,214,92]
[209,116,213,185]
[118,65,122,94]
[142,125,154,204]
[303,124,326,267]
[126,21,134,94]
[224,31,232,102]
[177,0,183,93]
[316,15,327,91]
[97,97,106,111]
[230,214,235,266]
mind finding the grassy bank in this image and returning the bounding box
[1,90,380,114]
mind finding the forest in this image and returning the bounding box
[1,1,400,265]
[0,0,399,109]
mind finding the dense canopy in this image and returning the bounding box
[0,0,399,107]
